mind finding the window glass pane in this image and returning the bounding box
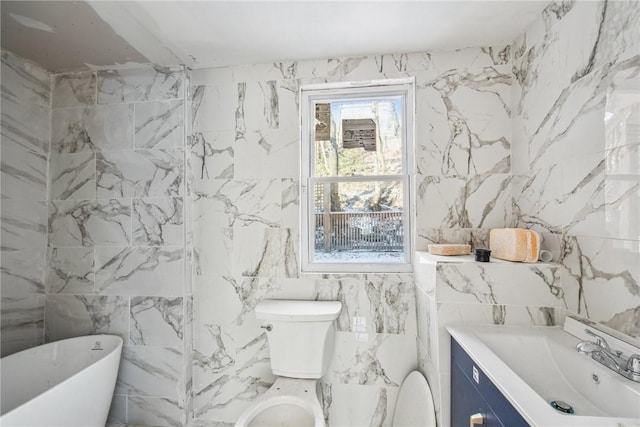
[313,180,404,263]
[314,98,403,177]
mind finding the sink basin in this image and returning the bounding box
[447,321,640,426]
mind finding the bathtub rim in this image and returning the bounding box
[0,334,123,418]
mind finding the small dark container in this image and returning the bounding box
[475,248,491,262]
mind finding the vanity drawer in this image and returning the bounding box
[451,337,529,427]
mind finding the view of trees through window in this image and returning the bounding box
[312,97,406,262]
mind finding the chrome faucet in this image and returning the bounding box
[576,329,640,383]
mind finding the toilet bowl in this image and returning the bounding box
[234,377,324,427]
[234,299,342,427]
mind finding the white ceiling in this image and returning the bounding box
[1,1,549,73]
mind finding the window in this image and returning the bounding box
[300,80,414,273]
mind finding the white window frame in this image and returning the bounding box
[300,78,415,273]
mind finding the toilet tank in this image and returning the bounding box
[255,300,342,379]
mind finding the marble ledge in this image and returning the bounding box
[414,251,563,307]
[415,251,556,266]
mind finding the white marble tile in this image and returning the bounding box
[324,384,399,427]
[116,345,183,398]
[135,100,185,149]
[281,178,299,229]
[414,286,432,358]
[94,246,184,296]
[313,278,416,336]
[128,396,183,427]
[0,95,49,154]
[192,318,272,423]
[133,197,184,246]
[48,152,96,201]
[230,60,329,83]
[98,67,184,104]
[45,294,128,342]
[276,79,300,130]
[325,333,416,387]
[0,295,45,352]
[1,50,50,108]
[416,173,513,229]
[193,276,285,329]
[417,116,510,176]
[96,149,184,198]
[234,128,299,179]
[192,227,233,277]
[191,67,234,86]
[52,72,97,107]
[48,199,131,247]
[1,249,46,300]
[1,200,47,250]
[428,46,511,73]
[131,297,183,346]
[1,144,47,200]
[327,56,385,81]
[606,144,640,176]
[563,163,639,240]
[191,84,238,133]
[380,52,434,74]
[434,262,564,307]
[189,131,234,184]
[51,104,134,153]
[417,65,511,121]
[193,179,281,227]
[597,2,640,69]
[239,81,280,133]
[513,2,603,134]
[232,226,297,278]
[512,170,564,234]
[47,247,94,294]
[415,64,512,177]
[561,235,640,338]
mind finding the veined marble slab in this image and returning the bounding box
[98,67,184,104]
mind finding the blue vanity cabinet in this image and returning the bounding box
[451,338,529,427]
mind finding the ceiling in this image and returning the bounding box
[1,1,549,73]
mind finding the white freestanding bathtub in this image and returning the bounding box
[0,334,123,426]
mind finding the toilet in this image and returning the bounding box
[392,370,437,427]
[234,299,342,427]
[234,299,437,427]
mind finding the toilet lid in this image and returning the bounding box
[392,371,436,427]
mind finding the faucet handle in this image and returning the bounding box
[585,329,611,352]
[626,354,640,375]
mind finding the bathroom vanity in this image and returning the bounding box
[451,337,528,426]
[448,320,640,427]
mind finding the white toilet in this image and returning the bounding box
[234,299,342,427]
[234,299,437,427]
[392,370,437,427]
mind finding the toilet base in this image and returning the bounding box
[234,377,325,427]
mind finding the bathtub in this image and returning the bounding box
[1,334,123,426]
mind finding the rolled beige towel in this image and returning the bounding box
[427,244,471,256]
[489,228,540,263]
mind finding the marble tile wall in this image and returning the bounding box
[189,44,512,426]
[1,50,50,356]
[512,0,640,341]
[44,66,190,427]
